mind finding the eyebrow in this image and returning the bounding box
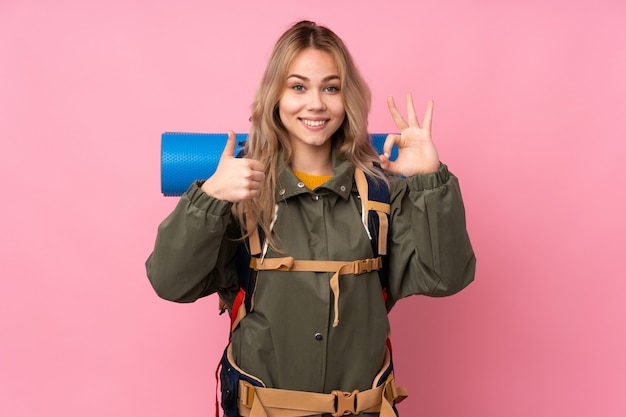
[286,74,340,82]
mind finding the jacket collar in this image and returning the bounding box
[275,152,355,201]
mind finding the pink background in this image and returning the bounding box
[1,0,625,416]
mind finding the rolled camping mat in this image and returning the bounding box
[161,132,394,196]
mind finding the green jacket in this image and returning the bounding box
[146,155,475,407]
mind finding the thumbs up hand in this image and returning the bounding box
[200,131,266,202]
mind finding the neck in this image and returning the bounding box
[291,152,335,176]
[290,145,334,176]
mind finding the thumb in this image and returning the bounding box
[221,130,237,159]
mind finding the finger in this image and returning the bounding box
[246,166,266,182]
[422,100,434,132]
[380,156,398,175]
[221,130,237,159]
[378,153,390,170]
[382,133,399,158]
[405,93,420,128]
[246,159,266,173]
[246,177,264,190]
[387,96,409,130]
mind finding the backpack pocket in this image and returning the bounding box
[219,343,265,417]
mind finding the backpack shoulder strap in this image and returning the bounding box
[354,166,390,256]
[228,214,264,332]
[354,166,392,307]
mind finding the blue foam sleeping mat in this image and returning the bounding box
[161,132,395,196]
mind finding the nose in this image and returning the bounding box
[307,91,327,111]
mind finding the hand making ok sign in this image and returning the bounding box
[379,93,441,176]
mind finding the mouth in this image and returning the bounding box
[301,118,328,128]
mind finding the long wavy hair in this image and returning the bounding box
[233,20,386,249]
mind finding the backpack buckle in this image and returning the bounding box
[354,258,381,274]
[331,390,359,416]
[240,380,256,408]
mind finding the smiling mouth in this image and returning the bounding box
[301,119,327,127]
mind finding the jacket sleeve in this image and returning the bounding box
[386,163,476,307]
[145,181,240,303]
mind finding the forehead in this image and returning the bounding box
[287,48,339,77]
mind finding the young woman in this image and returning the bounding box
[146,20,475,417]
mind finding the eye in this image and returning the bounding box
[324,85,340,94]
[292,84,305,92]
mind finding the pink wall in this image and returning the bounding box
[1,1,625,416]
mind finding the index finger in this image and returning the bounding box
[245,158,265,173]
[382,133,399,158]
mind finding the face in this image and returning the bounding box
[278,48,345,155]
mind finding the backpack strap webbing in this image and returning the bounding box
[250,256,382,327]
[236,344,407,417]
[354,166,390,256]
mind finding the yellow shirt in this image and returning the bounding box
[292,169,333,190]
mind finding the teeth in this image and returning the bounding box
[303,119,326,127]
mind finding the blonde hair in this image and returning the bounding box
[233,20,386,249]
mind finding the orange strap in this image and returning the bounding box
[354,167,390,255]
[250,256,382,327]
[237,373,407,417]
[227,337,408,417]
